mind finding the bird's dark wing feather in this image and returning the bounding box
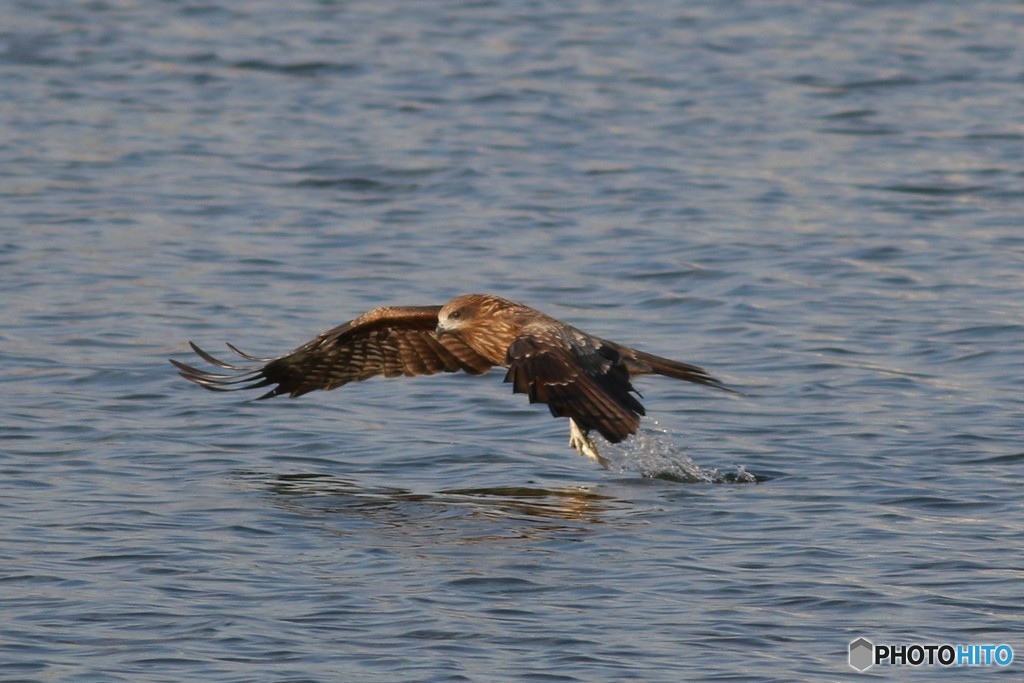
[171,305,494,399]
[503,325,646,443]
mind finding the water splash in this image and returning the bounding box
[603,423,759,484]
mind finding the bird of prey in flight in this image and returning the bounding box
[171,293,733,468]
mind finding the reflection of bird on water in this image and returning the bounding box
[264,473,614,523]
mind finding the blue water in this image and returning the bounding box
[2,1,1022,681]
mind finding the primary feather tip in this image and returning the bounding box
[170,342,278,397]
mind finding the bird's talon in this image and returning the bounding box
[569,419,610,468]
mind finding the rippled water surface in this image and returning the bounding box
[2,2,1022,681]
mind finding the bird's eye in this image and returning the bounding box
[450,310,462,320]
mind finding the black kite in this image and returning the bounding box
[171,293,734,467]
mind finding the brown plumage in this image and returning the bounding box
[171,293,734,466]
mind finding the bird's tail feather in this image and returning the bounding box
[627,349,741,395]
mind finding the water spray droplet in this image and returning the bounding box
[603,422,758,483]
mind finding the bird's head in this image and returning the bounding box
[436,293,518,337]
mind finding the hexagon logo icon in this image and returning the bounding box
[849,638,874,671]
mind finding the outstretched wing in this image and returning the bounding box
[503,324,646,444]
[171,305,494,399]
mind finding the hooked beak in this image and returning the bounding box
[435,321,452,337]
